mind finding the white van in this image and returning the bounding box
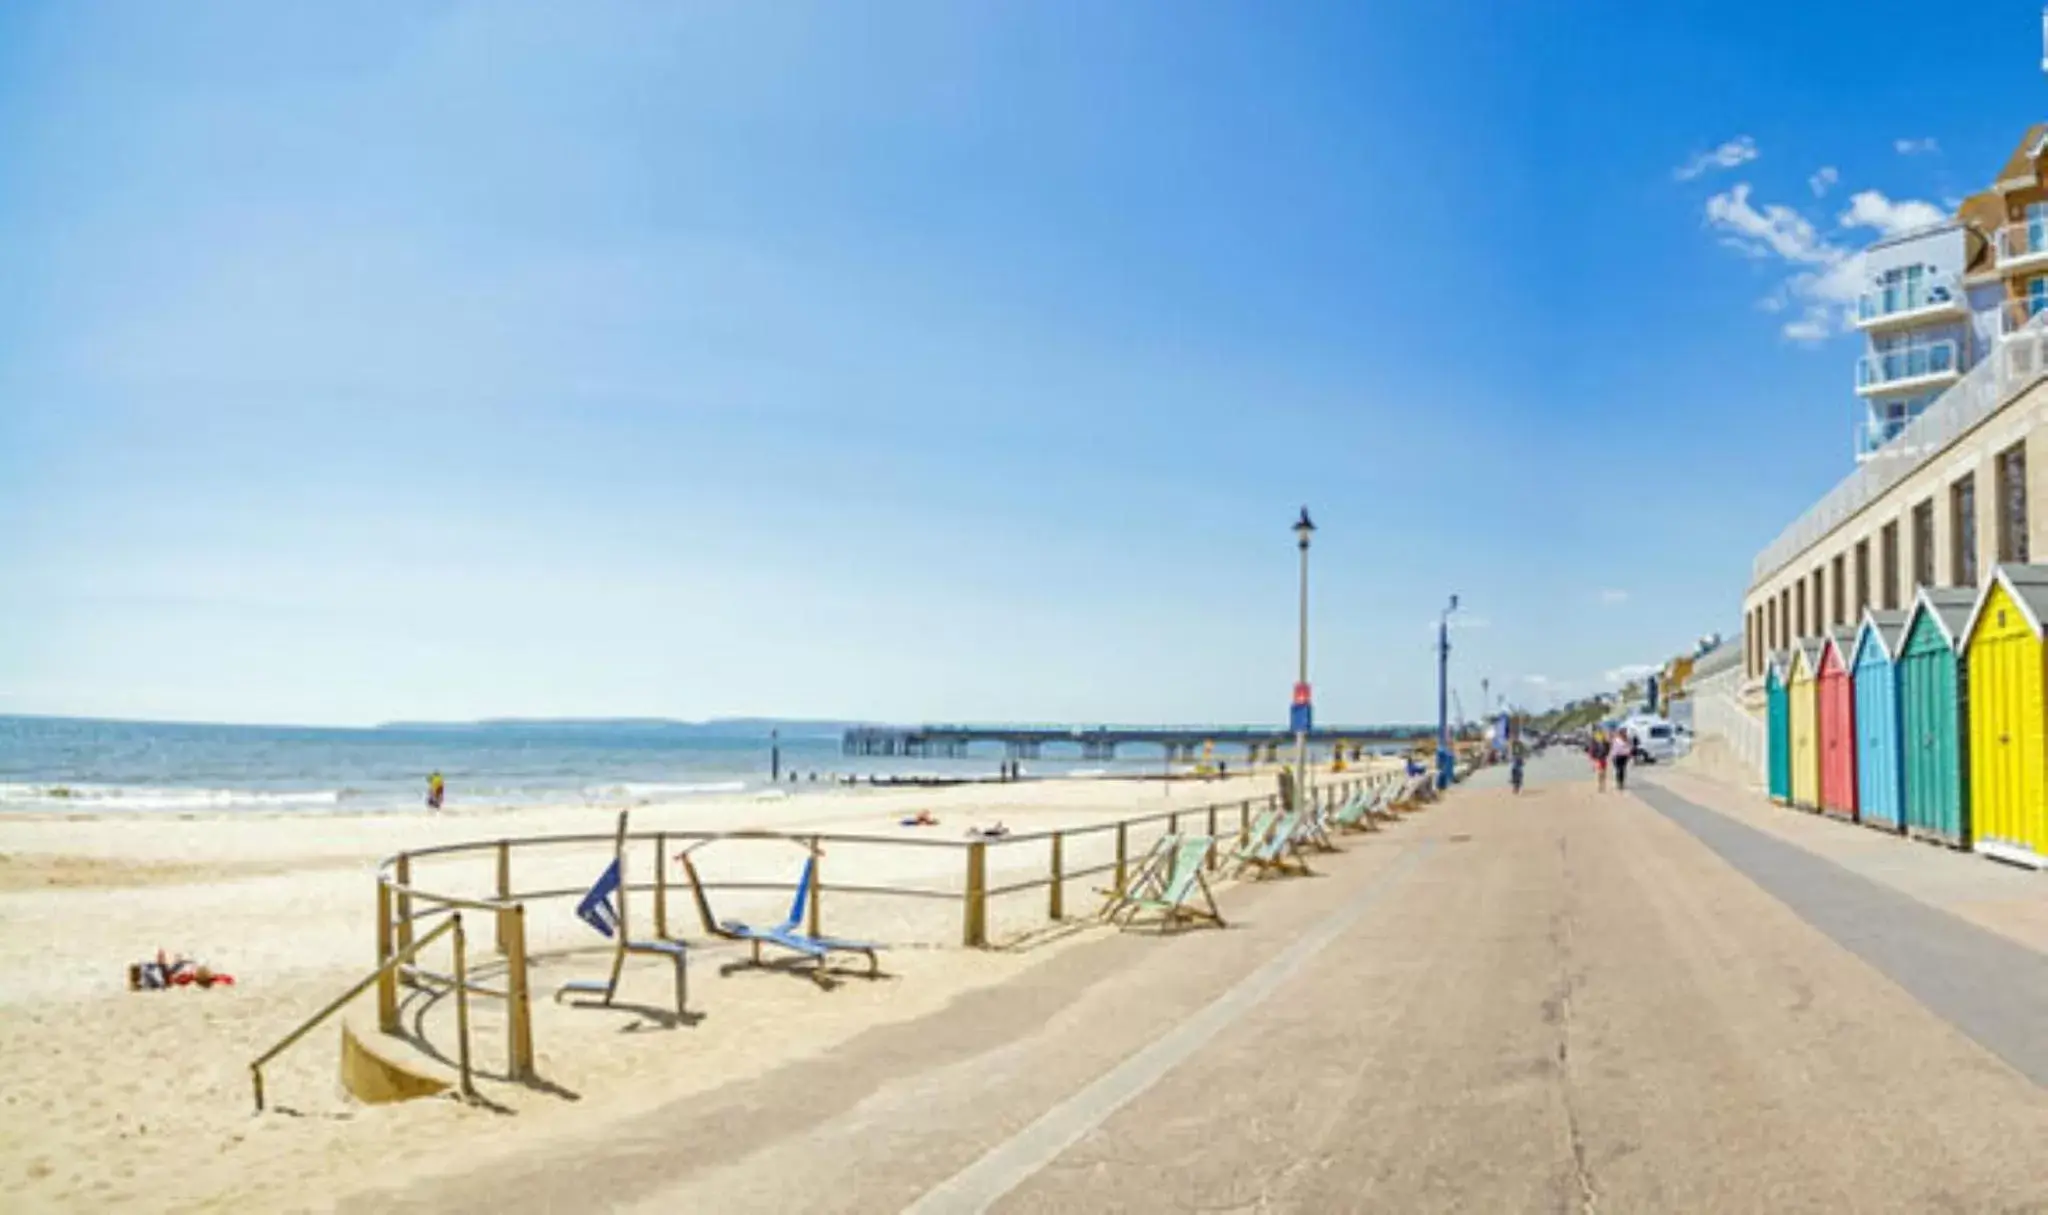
[1622,716,1683,764]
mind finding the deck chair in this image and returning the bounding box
[1110,836,1223,932]
[675,847,882,979]
[1330,787,1384,833]
[556,811,689,1017]
[1096,832,1178,918]
[1225,808,1281,872]
[1296,797,1339,853]
[1236,808,1312,879]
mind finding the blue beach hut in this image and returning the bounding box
[1851,609,1908,831]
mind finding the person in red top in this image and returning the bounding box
[1608,729,1634,793]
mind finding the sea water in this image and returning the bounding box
[0,715,1191,816]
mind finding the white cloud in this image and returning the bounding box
[1604,662,1660,684]
[1674,135,1759,181]
[1808,166,1839,197]
[1597,589,1630,604]
[1522,674,1553,686]
[1704,182,1860,341]
[1894,137,1940,156]
[1781,307,1832,345]
[1704,184,1835,264]
[1838,189,1946,237]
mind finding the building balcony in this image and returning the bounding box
[1995,222,2048,274]
[1853,277,1968,331]
[1856,340,1961,397]
[1999,295,2048,337]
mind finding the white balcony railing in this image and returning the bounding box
[1996,221,2048,268]
[2000,295,2048,337]
[1855,340,1958,393]
[1752,325,2048,585]
[1854,276,1964,327]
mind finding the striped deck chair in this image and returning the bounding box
[1097,832,1179,918]
[1235,809,1313,879]
[1112,836,1223,933]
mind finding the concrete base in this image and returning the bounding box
[340,1024,450,1105]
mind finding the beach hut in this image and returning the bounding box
[1787,639,1822,810]
[1817,628,1859,821]
[1850,610,1907,831]
[1765,652,1791,804]
[1962,565,2048,868]
[1899,587,1975,848]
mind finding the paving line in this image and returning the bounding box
[905,839,1437,1215]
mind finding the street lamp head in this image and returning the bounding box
[1448,593,1460,613]
[1293,506,1315,549]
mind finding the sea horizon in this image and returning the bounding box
[0,712,1426,817]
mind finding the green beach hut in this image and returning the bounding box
[1766,651,1791,804]
[1898,586,1976,848]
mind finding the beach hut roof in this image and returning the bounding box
[1961,564,2048,645]
[1790,637,1824,677]
[1851,609,1909,665]
[1902,585,1978,651]
[1823,627,1859,668]
[1766,649,1790,679]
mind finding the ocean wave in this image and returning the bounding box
[0,782,348,812]
[586,780,749,803]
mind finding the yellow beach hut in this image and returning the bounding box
[1963,565,2048,867]
[1787,637,1823,810]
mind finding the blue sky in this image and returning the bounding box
[2,1,2044,727]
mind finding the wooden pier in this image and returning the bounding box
[842,724,1430,762]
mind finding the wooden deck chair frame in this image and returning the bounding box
[1225,808,1282,875]
[1098,831,1181,921]
[556,810,690,1018]
[1114,836,1224,933]
[1237,808,1313,880]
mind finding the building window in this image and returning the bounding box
[1813,568,1826,632]
[1998,441,2030,563]
[1780,588,1790,648]
[1854,539,1870,617]
[1831,554,1846,625]
[1913,498,1936,589]
[1951,474,1978,587]
[1796,581,1808,636]
[1880,521,1900,610]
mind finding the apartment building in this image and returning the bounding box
[1743,123,2048,685]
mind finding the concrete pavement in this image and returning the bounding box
[359,758,2048,1213]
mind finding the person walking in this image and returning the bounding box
[1609,728,1634,793]
[1588,730,1608,793]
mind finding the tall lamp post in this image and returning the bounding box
[1436,594,1459,789]
[1292,508,1315,808]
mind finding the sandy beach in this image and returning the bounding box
[0,762,1395,1213]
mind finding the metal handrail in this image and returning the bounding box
[1856,340,1958,391]
[1996,221,2048,264]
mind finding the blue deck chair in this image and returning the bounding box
[557,812,689,1017]
[677,849,882,979]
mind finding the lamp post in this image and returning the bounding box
[1436,594,1459,789]
[1293,508,1315,808]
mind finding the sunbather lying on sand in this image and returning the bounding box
[965,822,1009,840]
[900,809,939,827]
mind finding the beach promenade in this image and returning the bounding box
[13,757,2048,1211]
[343,752,2048,1214]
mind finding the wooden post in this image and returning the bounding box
[1048,832,1064,921]
[505,904,535,1082]
[1114,822,1128,894]
[654,831,669,940]
[451,913,476,1100]
[393,854,415,976]
[807,835,822,939]
[494,840,511,955]
[1206,806,1220,869]
[375,880,399,1033]
[963,842,988,948]
[1168,812,1179,836]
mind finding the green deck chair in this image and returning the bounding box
[1096,832,1180,918]
[1112,835,1224,932]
